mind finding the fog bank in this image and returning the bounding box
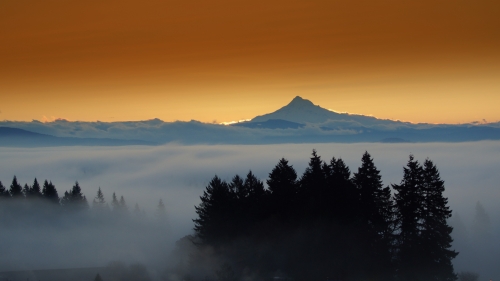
[0,142,499,278]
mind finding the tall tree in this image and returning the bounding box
[23,183,32,198]
[420,159,457,281]
[299,150,326,217]
[325,156,359,223]
[92,187,108,211]
[9,176,23,198]
[267,158,298,220]
[42,180,60,204]
[0,181,9,198]
[31,178,42,198]
[353,151,394,280]
[156,199,167,221]
[62,181,89,211]
[193,175,232,245]
[111,192,119,211]
[393,155,426,281]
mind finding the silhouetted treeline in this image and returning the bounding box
[0,177,165,222]
[191,150,457,281]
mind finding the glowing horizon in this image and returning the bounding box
[1,0,499,124]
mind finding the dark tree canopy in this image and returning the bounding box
[9,176,23,198]
[192,150,457,281]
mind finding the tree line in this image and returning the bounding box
[192,150,457,281]
[0,177,165,218]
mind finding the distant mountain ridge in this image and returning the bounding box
[1,96,500,146]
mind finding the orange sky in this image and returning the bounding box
[1,0,499,124]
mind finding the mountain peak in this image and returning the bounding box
[287,96,315,107]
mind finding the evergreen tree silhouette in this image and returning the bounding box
[325,156,359,223]
[62,181,89,211]
[353,151,394,280]
[111,192,119,211]
[133,203,142,218]
[22,183,30,198]
[30,178,42,198]
[193,175,232,245]
[0,181,9,198]
[420,159,457,281]
[267,158,298,220]
[42,180,60,204]
[92,187,108,211]
[243,171,267,225]
[156,199,167,221]
[119,196,128,212]
[230,174,246,200]
[393,155,426,281]
[299,150,326,218]
[9,176,23,198]
[94,273,103,281]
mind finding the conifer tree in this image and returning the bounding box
[193,176,232,245]
[0,181,9,198]
[353,152,394,237]
[111,192,119,211]
[229,175,246,199]
[22,183,30,197]
[94,273,103,281]
[9,176,23,198]
[92,187,108,211]
[243,171,267,223]
[62,181,89,211]
[267,158,298,219]
[420,159,457,281]
[133,203,141,217]
[393,155,426,281]
[42,180,60,204]
[353,152,394,280]
[156,199,167,220]
[31,178,42,198]
[299,150,326,217]
[325,156,359,222]
[119,196,128,212]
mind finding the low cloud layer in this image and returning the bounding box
[0,142,499,278]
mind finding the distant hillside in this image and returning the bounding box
[1,97,500,145]
[0,127,154,147]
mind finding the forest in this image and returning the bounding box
[0,150,458,281]
[186,150,458,281]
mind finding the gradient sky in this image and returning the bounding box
[1,0,499,124]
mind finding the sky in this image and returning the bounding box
[1,0,500,124]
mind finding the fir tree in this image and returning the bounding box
[156,199,167,220]
[267,158,298,219]
[299,150,326,217]
[111,192,119,211]
[193,175,232,245]
[31,178,42,198]
[420,159,457,281]
[9,176,23,198]
[94,273,103,281]
[92,187,108,211]
[393,155,426,281]
[22,183,30,198]
[353,151,394,280]
[325,156,359,223]
[62,181,89,211]
[42,180,60,204]
[119,196,128,212]
[0,181,9,198]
